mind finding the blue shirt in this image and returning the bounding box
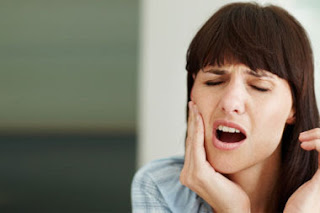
[131,156,213,213]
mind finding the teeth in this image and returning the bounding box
[217,125,240,133]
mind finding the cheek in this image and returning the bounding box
[253,97,292,142]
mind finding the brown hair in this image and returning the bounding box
[185,2,319,211]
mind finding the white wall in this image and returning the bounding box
[138,0,320,167]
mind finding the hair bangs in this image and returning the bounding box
[187,3,291,79]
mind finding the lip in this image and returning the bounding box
[212,120,247,150]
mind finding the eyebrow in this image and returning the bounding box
[202,68,274,79]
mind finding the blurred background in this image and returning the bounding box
[0,0,319,212]
[0,0,137,212]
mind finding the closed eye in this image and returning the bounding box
[251,85,270,92]
[205,81,223,86]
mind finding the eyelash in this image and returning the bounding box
[205,81,270,92]
[205,81,223,86]
[250,85,270,92]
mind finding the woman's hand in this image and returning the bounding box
[284,128,320,213]
[179,101,250,213]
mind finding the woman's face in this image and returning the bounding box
[191,64,295,174]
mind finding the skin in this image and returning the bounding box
[180,64,320,212]
[190,64,294,175]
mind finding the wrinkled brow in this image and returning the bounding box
[202,68,274,79]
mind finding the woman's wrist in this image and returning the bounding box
[212,198,251,213]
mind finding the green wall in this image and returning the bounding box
[0,1,138,212]
[0,0,138,133]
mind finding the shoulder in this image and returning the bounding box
[131,156,212,213]
[133,156,184,184]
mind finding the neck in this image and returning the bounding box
[225,148,281,212]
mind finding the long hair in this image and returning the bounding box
[185,2,319,211]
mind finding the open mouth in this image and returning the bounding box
[216,125,246,143]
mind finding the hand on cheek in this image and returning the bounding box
[180,101,250,213]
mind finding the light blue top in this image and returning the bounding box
[131,156,213,213]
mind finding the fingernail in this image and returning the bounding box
[299,133,307,140]
[299,131,307,137]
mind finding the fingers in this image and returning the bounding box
[299,128,320,152]
[299,128,320,168]
[191,102,205,144]
[186,101,203,144]
[186,101,196,142]
[184,101,194,165]
[299,128,320,141]
[187,101,205,157]
[181,101,206,185]
[300,140,320,151]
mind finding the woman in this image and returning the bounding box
[132,2,320,212]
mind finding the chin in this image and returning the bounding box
[208,155,247,174]
[212,164,241,174]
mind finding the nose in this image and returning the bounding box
[218,78,246,115]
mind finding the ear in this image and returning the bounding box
[286,107,295,124]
